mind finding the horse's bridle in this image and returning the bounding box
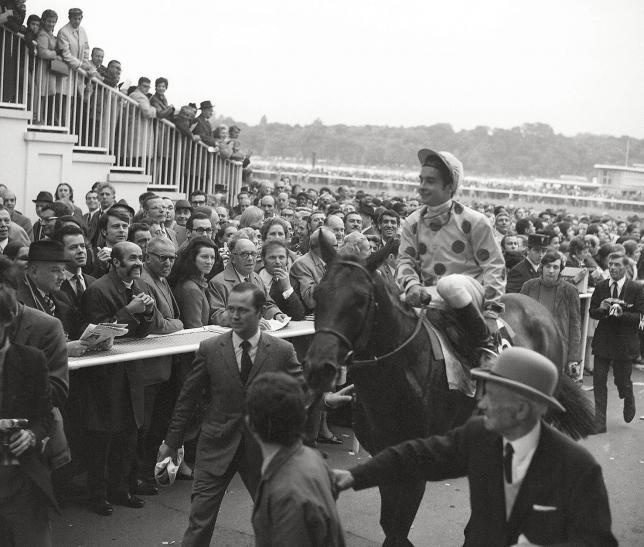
[316,259,424,367]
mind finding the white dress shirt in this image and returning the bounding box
[503,420,541,518]
[231,330,261,372]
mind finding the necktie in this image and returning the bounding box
[503,443,514,484]
[125,287,134,305]
[240,340,253,384]
[611,282,618,299]
[42,293,56,316]
[74,274,85,296]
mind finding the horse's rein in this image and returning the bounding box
[316,259,424,367]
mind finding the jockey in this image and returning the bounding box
[396,148,506,365]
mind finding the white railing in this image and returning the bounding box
[0,25,241,201]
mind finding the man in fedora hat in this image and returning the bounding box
[333,347,616,546]
[192,100,218,148]
[506,233,550,293]
[397,149,505,366]
[32,191,54,241]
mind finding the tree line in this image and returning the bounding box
[217,117,643,179]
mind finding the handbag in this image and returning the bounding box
[50,59,69,77]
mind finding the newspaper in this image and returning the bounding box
[265,316,291,331]
[79,323,130,348]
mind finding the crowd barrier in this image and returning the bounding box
[0,26,242,204]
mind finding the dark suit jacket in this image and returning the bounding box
[83,210,100,246]
[351,417,616,547]
[1,343,58,512]
[207,264,282,325]
[506,258,539,293]
[589,277,644,359]
[252,442,346,547]
[140,265,183,384]
[268,281,306,320]
[79,269,155,431]
[192,114,217,147]
[59,271,96,320]
[165,331,302,475]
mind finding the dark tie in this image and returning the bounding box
[125,286,134,304]
[42,293,56,316]
[611,282,618,299]
[503,443,514,484]
[240,340,253,384]
[74,274,85,296]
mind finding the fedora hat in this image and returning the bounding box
[471,347,565,412]
[32,191,53,203]
[27,240,72,263]
[199,100,214,110]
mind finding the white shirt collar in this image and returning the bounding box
[610,276,626,295]
[232,329,261,349]
[503,421,541,484]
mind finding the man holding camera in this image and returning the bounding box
[589,251,644,432]
[0,256,58,546]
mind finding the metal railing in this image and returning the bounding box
[1,26,241,201]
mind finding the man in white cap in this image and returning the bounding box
[396,149,506,364]
[333,347,616,546]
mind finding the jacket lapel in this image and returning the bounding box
[247,333,271,384]
[220,332,243,384]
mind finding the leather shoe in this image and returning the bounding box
[132,479,159,496]
[624,393,636,423]
[90,498,113,516]
[110,492,145,509]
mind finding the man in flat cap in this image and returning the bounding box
[396,149,505,365]
[333,348,617,547]
[506,233,549,293]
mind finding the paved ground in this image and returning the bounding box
[52,368,644,546]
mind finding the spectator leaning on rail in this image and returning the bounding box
[396,149,505,366]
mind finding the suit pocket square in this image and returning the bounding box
[532,504,557,511]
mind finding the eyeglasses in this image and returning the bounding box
[193,227,213,234]
[233,251,258,259]
[148,252,176,262]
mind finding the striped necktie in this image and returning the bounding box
[42,293,56,316]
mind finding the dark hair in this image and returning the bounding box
[169,236,216,287]
[99,207,130,232]
[138,77,151,86]
[85,189,97,199]
[54,182,74,202]
[246,372,306,446]
[568,237,586,257]
[127,222,152,242]
[41,9,57,21]
[260,217,288,241]
[421,158,452,187]
[138,191,157,205]
[623,240,639,257]
[607,251,628,267]
[261,238,289,259]
[515,218,533,235]
[27,14,41,25]
[53,215,83,235]
[3,240,28,261]
[186,212,211,231]
[376,208,400,226]
[540,250,562,267]
[597,244,625,269]
[107,59,121,69]
[52,223,84,244]
[155,77,168,87]
[189,189,207,201]
[230,281,265,311]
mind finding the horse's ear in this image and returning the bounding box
[317,228,337,265]
[366,237,400,272]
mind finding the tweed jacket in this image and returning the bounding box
[165,331,302,475]
[351,417,616,547]
[589,277,644,360]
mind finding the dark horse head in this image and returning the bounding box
[304,235,410,394]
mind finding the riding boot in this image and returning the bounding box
[453,303,497,368]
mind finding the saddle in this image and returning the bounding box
[423,307,515,397]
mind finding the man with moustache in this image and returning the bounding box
[344,211,363,236]
[80,241,156,515]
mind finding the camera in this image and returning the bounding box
[0,418,29,466]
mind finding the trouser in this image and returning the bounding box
[85,428,138,500]
[0,468,52,547]
[592,356,633,425]
[182,439,260,547]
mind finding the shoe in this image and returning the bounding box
[132,479,159,496]
[90,498,113,516]
[624,393,636,423]
[110,492,145,508]
[317,434,343,445]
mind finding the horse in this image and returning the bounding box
[303,240,595,547]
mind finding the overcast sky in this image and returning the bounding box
[29,0,644,137]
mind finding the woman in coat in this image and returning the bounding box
[520,251,582,372]
[35,9,65,124]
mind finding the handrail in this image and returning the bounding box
[0,25,242,201]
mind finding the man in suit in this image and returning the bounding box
[80,241,156,515]
[0,259,59,546]
[248,373,346,547]
[589,251,644,432]
[158,283,303,546]
[32,191,54,242]
[290,227,336,312]
[54,224,96,310]
[506,233,549,293]
[83,189,101,246]
[136,237,183,491]
[0,206,11,253]
[192,100,218,147]
[141,195,179,248]
[334,347,617,547]
[259,239,306,320]
[90,208,130,278]
[208,234,286,326]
